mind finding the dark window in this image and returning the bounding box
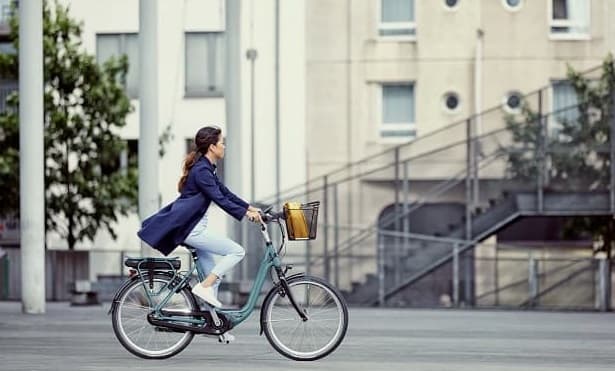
[443,92,460,112]
[96,33,139,98]
[185,32,225,97]
[101,139,138,176]
[445,0,459,8]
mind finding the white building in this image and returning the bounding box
[39,0,308,281]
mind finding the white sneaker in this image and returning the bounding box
[191,285,223,308]
[202,332,236,344]
[218,332,235,344]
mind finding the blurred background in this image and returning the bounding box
[1,0,614,312]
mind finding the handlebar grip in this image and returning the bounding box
[260,211,285,224]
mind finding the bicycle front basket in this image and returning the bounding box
[283,201,320,240]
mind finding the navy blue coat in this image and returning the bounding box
[137,156,249,255]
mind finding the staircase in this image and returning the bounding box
[352,191,612,306]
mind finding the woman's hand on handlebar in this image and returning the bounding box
[245,209,264,224]
[248,205,262,213]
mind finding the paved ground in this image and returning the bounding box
[1,302,615,371]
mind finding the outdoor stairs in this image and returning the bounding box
[341,191,612,306]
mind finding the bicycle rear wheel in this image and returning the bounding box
[261,275,349,361]
[111,273,197,359]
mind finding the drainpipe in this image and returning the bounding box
[473,29,483,206]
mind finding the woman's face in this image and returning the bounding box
[210,135,226,160]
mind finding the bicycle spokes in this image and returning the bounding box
[262,277,348,361]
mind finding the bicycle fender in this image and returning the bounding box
[258,272,308,335]
[107,271,177,315]
[107,275,141,315]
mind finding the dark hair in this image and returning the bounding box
[177,126,222,192]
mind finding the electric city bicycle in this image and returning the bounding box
[108,202,348,361]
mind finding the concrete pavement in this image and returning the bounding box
[1,302,615,370]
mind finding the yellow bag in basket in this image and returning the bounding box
[284,202,309,239]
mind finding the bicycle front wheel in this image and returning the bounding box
[261,275,349,361]
[111,273,197,359]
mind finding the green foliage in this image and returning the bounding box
[502,54,615,254]
[0,1,139,249]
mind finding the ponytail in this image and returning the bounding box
[177,150,200,192]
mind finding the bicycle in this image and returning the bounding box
[108,202,349,361]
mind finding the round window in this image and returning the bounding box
[445,0,459,8]
[503,91,523,113]
[443,92,460,113]
[503,0,522,10]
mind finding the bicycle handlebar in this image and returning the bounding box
[260,210,285,224]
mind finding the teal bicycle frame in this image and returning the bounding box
[140,223,283,329]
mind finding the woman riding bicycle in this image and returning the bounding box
[138,125,263,310]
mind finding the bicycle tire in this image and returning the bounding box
[261,275,349,361]
[111,273,197,359]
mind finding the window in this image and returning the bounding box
[443,91,460,113]
[551,81,579,131]
[550,0,590,38]
[96,33,139,98]
[503,91,523,114]
[381,84,415,139]
[185,32,225,97]
[503,0,522,11]
[0,80,17,113]
[444,0,459,9]
[379,0,416,38]
[0,41,15,54]
[0,0,16,26]
[101,139,138,176]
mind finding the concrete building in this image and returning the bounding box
[0,0,307,297]
[306,0,615,177]
[301,0,615,305]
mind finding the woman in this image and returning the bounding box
[138,126,263,309]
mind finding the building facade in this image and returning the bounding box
[301,0,615,304]
[0,0,307,290]
[306,0,615,178]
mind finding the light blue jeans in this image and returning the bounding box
[183,214,245,294]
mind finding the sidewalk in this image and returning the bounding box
[1,302,615,370]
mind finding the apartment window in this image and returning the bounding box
[96,33,139,98]
[551,81,579,131]
[185,32,225,97]
[101,139,138,176]
[0,0,16,26]
[550,0,590,38]
[379,0,416,38]
[0,41,14,54]
[0,80,17,113]
[381,84,416,139]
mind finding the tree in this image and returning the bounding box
[502,54,615,256]
[0,1,140,250]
